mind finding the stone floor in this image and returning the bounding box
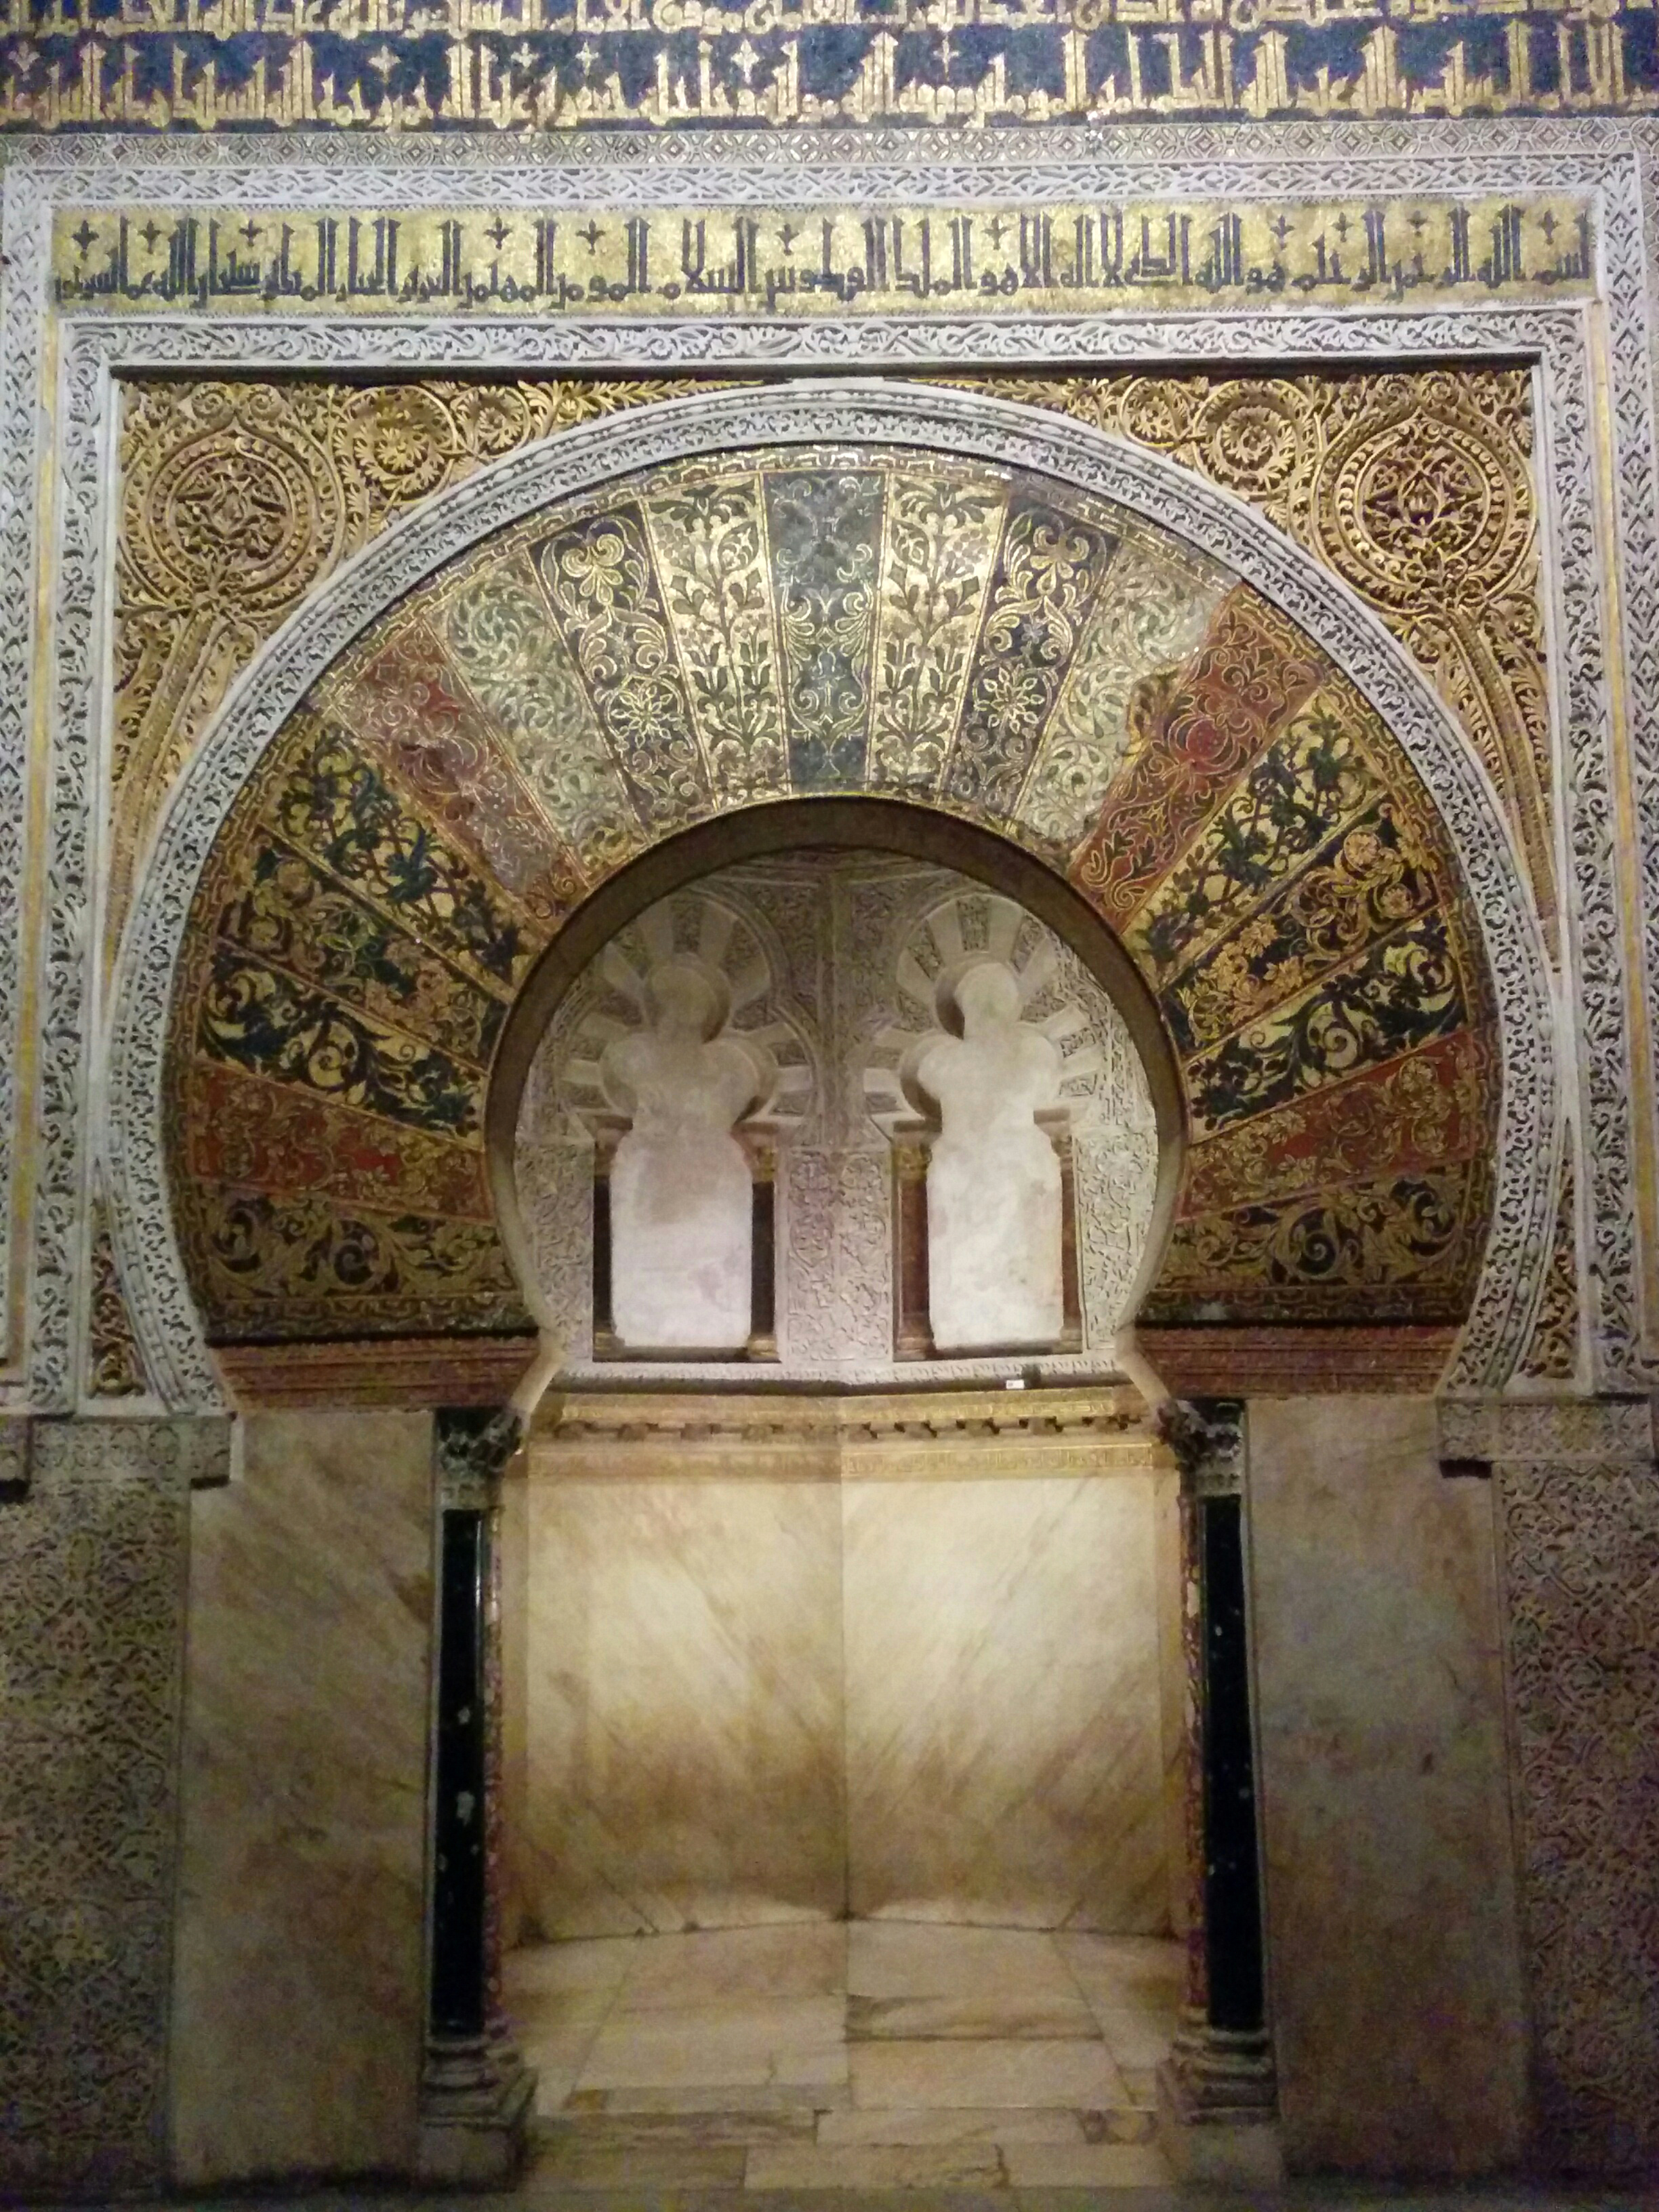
[91,2187,1651,2212]
[505,1919,1183,2192]
[87,1926,1648,2211]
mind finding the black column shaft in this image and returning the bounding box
[430,1507,487,2039]
[1200,1492,1265,2034]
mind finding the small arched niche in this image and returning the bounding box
[502,811,1172,1387]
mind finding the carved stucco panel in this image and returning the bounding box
[110,375,718,968]
[517,852,1155,1379]
[963,369,1555,942]
[0,1419,226,2193]
[1496,1450,1659,2174]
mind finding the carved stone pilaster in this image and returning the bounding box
[1465,1391,1659,2175]
[0,1418,210,2195]
[1155,1397,1283,2186]
[419,1407,533,2186]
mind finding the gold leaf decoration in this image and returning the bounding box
[951,370,1554,944]
[109,375,719,964]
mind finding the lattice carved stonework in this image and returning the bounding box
[85,1193,148,1400]
[1519,1142,1580,1382]
[1496,1455,1659,2175]
[108,376,718,965]
[0,1423,194,2193]
[960,371,1554,943]
[518,853,1156,1379]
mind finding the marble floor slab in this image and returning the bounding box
[622,1923,847,2009]
[86,2180,1647,2210]
[998,2142,1174,2186]
[846,1923,1097,2041]
[847,2040,1130,2112]
[815,2108,1090,2147]
[745,2142,1008,2189]
[579,1998,851,2092]
[1050,1933,1184,2013]
[509,1921,1180,2186]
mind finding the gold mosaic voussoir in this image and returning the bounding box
[956,367,1555,938]
[108,373,718,967]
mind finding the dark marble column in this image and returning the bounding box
[1157,1397,1280,2181]
[418,1408,534,2186]
[891,1127,934,1360]
[747,1138,779,1359]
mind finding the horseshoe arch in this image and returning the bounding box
[102,380,1556,1412]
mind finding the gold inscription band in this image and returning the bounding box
[53,196,1596,319]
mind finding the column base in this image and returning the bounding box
[417,2030,536,2187]
[1156,2022,1284,2186]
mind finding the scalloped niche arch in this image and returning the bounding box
[510,836,1164,1384]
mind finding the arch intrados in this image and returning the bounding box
[487,797,1186,1346]
[107,377,1556,1410]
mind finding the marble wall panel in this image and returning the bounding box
[0,1420,209,2198]
[169,1410,433,2185]
[521,1471,847,1936]
[842,1471,1168,1933]
[1247,1396,1527,2175]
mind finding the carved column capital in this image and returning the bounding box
[1157,1395,1244,1495]
[434,1405,524,1510]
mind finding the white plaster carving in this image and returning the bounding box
[601,960,769,1355]
[515,1140,594,1361]
[518,854,1153,1381]
[916,962,1066,1354]
[522,882,812,1369]
[781,1147,893,1367]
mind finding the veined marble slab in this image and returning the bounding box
[169,1410,432,2186]
[1248,1396,1528,2176]
[522,1475,846,1936]
[843,1474,1167,1932]
[512,1417,1174,1940]
[846,1921,1097,2040]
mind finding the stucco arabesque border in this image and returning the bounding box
[2,122,1651,1412]
[96,377,1551,1412]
